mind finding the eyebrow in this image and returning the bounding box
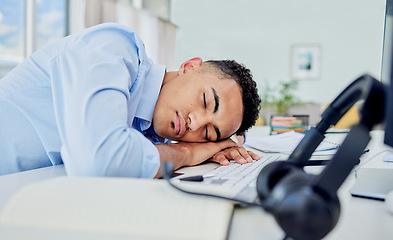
[214,126,221,141]
[211,87,221,141]
[212,87,219,113]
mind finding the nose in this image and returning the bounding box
[187,111,210,132]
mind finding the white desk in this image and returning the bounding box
[0,127,393,239]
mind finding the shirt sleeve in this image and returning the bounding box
[49,25,160,178]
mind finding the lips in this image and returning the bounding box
[175,112,186,136]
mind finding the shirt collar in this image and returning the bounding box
[134,63,166,121]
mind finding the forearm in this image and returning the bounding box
[154,140,237,178]
[154,143,187,178]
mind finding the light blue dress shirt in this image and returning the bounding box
[0,23,166,177]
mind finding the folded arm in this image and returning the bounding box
[154,137,260,178]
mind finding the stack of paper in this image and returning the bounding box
[245,131,339,155]
[270,116,305,133]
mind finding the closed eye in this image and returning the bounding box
[203,92,207,108]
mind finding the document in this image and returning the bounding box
[0,177,234,240]
[245,131,339,154]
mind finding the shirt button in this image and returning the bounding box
[145,121,150,126]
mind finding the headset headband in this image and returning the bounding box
[287,74,386,195]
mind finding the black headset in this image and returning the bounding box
[256,74,386,240]
[163,74,387,240]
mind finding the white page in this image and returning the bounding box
[245,131,339,154]
[0,177,233,240]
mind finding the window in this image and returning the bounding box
[0,0,68,78]
[35,0,68,50]
[0,0,25,60]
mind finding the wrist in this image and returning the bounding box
[155,143,189,170]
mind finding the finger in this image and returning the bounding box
[216,148,247,164]
[236,147,253,163]
[212,153,230,166]
[248,150,261,160]
[227,148,247,164]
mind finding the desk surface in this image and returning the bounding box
[0,127,393,239]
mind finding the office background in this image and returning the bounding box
[172,0,386,104]
[1,2,393,239]
[0,0,387,110]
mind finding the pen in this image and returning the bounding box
[179,175,204,182]
[179,175,214,182]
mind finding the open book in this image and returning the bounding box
[0,177,234,240]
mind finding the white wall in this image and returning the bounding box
[171,0,386,103]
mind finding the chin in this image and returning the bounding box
[157,131,176,141]
[163,135,176,141]
[176,137,205,143]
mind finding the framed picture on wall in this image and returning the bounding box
[290,44,321,80]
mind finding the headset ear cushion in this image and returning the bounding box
[271,172,340,240]
[256,161,300,201]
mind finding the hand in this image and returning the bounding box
[211,146,260,166]
[155,139,238,176]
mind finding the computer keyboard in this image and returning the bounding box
[201,154,287,200]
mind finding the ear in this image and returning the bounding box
[179,57,203,74]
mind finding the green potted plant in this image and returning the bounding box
[261,79,300,115]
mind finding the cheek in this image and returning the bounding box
[152,111,170,135]
[220,116,242,138]
[231,117,243,133]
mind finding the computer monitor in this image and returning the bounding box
[381,0,393,147]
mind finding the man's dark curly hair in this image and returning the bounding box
[203,60,261,135]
